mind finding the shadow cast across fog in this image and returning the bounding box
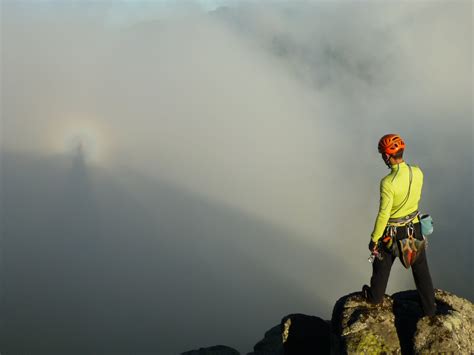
[0,150,346,354]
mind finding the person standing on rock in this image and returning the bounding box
[363,134,437,316]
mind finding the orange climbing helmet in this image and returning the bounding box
[378,134,405,155]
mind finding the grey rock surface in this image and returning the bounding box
[413,289,473,354]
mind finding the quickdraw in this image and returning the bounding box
[381,225,397,251]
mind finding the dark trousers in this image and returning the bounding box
[366,222,437,316]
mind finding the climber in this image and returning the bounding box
[362,134,437,316]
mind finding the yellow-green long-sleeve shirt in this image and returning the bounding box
[371,161,423,242]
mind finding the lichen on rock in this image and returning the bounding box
[332,292,401,354]
[354,332,392,354]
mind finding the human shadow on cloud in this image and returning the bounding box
[1,150,345,354]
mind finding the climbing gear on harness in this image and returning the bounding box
[396,222,426,269]
[378,134,405,155]
[381,225,397,252]
[420,213,434,236]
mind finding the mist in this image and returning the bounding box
[1,1,472,353]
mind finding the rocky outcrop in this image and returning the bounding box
[248,314,330,355]
[280,314,330,354]
[248,324,283,355]
[182,289,473,354]
[332,289,473,354]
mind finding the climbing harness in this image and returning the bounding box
[388,209,419,226]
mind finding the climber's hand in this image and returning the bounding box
[368,240,377,252]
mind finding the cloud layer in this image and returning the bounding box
[1,1,472,353]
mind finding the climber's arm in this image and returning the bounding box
[371,178,394,242]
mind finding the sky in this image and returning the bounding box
[1,1,472,354]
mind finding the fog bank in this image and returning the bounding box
[1,1,472,353]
